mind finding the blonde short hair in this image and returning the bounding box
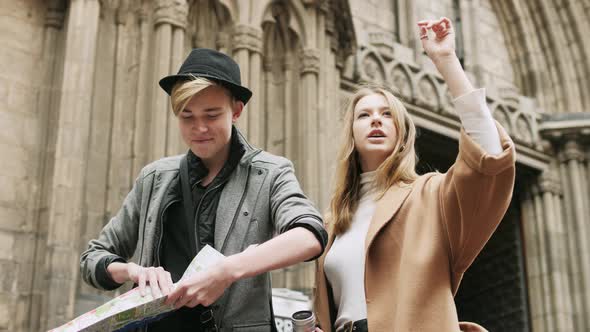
[170,76,235,115]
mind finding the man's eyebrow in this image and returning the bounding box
[204,107,224,112]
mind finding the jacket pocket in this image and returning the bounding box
[232,321,272,332]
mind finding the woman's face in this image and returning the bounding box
[352,93,398,172]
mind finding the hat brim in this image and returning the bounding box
[159,74,253,105]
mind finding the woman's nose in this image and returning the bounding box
[371,114,382,126]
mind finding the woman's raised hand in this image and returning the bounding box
[418,17,456,63]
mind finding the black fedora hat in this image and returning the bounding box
[159,48,253,105]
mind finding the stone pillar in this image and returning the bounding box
[461,0,484,86]
[24,3,66,331]
[41,0,101,329]
[299,48,321,202]
[132,5,152,175]
[559,140,590,331]
[150,0,188,161]
[521,188,545,331]
[166,23,188,156]
[283,56,296,160]
[232,25,263,142]
[539,170,573,332]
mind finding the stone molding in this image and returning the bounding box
[232,24,263,53]
[300,48,320,75]
[154,0,189,29]
[353,44,540,149]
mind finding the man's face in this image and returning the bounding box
[178,85,243,164]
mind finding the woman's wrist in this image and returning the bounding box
[432,54,474,98]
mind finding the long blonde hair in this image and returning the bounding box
[329,84,419,236]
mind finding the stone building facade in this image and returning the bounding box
[0,0,589,331]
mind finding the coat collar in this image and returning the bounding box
[364,182,413,252]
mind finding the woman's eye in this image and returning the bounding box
[358,113,369,118]
[181,113,192,119]
[383,111,392,116]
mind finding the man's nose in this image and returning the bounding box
[194,121,208,132]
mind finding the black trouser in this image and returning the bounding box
[146,305,217,332]
[336,319,368,332]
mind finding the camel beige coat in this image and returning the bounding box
[314,123,515,331]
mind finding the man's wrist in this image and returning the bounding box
[107,261,130,284]
[223,254,247,282]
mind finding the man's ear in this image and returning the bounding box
[232,101,244,123]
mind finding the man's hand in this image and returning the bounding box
[107,262,173,298]
[165,257,237,308]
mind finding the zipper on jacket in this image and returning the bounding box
[220,164,251,253]
[153,198,180,266]
[138,174,156,266]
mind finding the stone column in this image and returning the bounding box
[25,3,66,331]
[132,6,152,175]
[166,21,188,156]
[232,25,263,142]
[559,140,590,331]
[520,188,545,331]
[283,56,296,160]
[299,48,321,202]
[530,167,574,332]
[248,37,264,147]
[41,0,101,329]
[531,184,553,331]
[150,0,188,161]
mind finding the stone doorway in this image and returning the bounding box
[415,128,531,332]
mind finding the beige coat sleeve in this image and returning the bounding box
[438,122,515,278]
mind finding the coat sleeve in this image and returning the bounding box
[269,158,328,258]
[79,170,145,290]
[438,122,515,280]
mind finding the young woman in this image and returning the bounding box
[313,18,515,332]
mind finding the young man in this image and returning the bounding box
[80,48,327,331]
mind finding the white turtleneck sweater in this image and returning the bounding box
[323,89,502,330]
[323,171,377,329]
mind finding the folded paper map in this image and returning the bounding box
[49,245,225,332]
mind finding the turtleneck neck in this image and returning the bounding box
[359,171,376,198]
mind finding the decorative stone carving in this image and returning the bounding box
[360,53,384,83]
[154,0,189,29]
[538,168,562,195]
[562,140,585,162]
[232,24,263,53]
[416,76,438,109]
[300,48,320,75]
[45,0,65,29]
[493,106,511,133]
[390,65,412,101]
[515,115,533,144]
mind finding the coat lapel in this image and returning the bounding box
[214,164,249,253]
[365,184,413,252]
